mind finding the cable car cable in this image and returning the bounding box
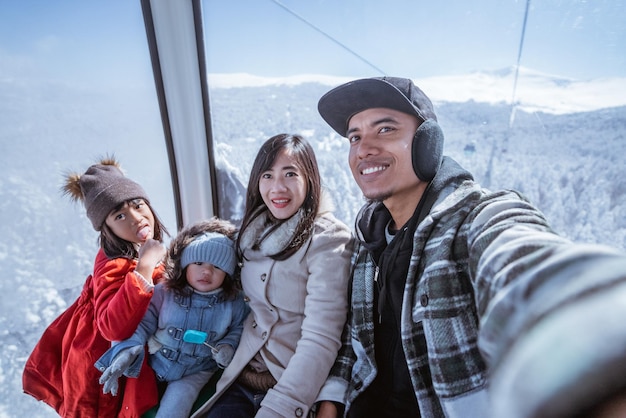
[269,0,387,75]
[509,0,532,127]
[486,0,532,187]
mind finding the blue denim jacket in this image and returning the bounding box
[96,284,249,382]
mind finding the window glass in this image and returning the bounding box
[202,0,626,248]
[1,2,174,415]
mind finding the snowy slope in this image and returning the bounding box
[209,67,626,114]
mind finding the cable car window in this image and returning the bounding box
[2,2,173,416]
[201,0,626,247]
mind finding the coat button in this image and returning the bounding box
[295,407,304,417]
[420,294,429,307]
[262,331,267,339]
[252,321,257,328]
[260,273,267,282]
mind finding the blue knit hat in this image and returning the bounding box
[181,232,237,275]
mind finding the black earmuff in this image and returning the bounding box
[411,119,444,182]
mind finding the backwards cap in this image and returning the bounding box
[318,77,444,182]
[317,76,437,137]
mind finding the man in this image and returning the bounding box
[315,77,626,417]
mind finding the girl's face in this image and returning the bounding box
[105,199,155,244]
[259,150,307,220]
[185,262,226,292]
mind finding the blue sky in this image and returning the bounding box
[203,0,626,79]
[0,0,625,86]
[0,0,150,86]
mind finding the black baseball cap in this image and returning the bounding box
[318,76,437,137]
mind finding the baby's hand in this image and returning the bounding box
[213,344,235,368]
[99,345,143,396]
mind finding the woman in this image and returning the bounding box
[193,134,353,418]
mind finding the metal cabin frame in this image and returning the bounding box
[141,0,217,230]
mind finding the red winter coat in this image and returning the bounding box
[23,249,164,418]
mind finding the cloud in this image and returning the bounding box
[34,34,63,54]
[208,67,626,114]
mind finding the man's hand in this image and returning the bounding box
[99,345,143,396]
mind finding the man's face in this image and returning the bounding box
[347,107,422,204]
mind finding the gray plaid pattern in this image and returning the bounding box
[332,179,573,416]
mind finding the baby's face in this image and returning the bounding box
[186,262,226,292]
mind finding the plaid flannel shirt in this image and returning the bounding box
[330,158,584,417]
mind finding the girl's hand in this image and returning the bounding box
[135,239,166,281]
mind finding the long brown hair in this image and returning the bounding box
[237,133,321,260]
[165,218,240,299]
[100,199,168,259]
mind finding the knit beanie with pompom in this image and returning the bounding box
[63,157,149,231]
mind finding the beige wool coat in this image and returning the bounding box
[192,209,353,418]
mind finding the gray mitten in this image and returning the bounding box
[99,345,143,396]
[213,344,235,368]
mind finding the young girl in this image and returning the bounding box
[96,218,250,418]
[22,157,168,417]
[193,134,354,418]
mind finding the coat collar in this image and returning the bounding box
[239,208,304,257]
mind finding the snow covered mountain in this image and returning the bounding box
[209,66,626,114]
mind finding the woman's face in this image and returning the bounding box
[259,150,307,220]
